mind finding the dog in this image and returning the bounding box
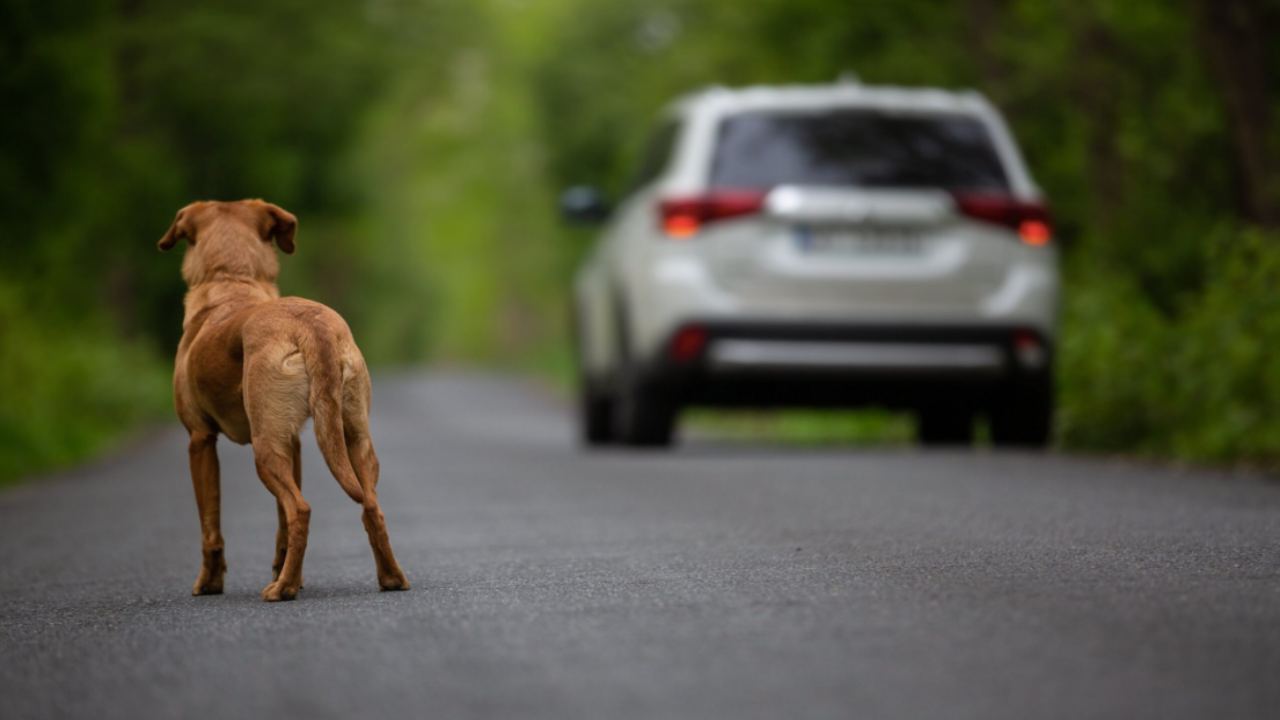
[159,199,409,601]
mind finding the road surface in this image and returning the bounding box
[2,372,1279,719]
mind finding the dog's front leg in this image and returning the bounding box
[189,431,226,595]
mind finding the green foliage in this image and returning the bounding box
[2,0,1278,479]
[313,4,564,364]
[0,0,477,481]
[1176,231,1280,462]
[1060,230,1280,467]
[0,280,170,484]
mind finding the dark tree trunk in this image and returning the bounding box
[964,0,1010,95]
[1191,0,1278,227]
[1070,20,1127,229]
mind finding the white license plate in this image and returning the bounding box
[795,227,925,256]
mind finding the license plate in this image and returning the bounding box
[795,226,925,256]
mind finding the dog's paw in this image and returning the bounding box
[379,570,410,592]
[192,580,224,596]
[192,569,225,596]
[261,580,298,602]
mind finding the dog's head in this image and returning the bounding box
[158,200,297,285]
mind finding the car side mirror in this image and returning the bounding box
[560,186,610,225]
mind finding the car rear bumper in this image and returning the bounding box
[641,320,1052,410]
[707,339,1007,375]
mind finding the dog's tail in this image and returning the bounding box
[303,330,365,505]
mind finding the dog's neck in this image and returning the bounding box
[181,278,280,331]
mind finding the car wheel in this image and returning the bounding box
[578,379,616,446]
[614,367,677,448]
[572,299,616,446]
[916,406,975,446]
[990,373,1053,448]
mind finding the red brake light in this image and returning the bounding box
[1013,328,1040,351]
[659,190,767,238]
[952,192,1053,246]
[1018,219,1052,246]
[669,325,708,363]
[1012,328,1048,368]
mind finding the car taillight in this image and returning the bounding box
[952,192,1053,246]
[1012,328,1048,368]
[658,190,767,239]
[668,325,708,363]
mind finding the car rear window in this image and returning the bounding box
[710,110,1009,191]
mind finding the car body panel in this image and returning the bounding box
[573,82,1058,393]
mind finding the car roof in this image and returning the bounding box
[667,81,996,118]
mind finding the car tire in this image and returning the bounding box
[572,299,616,447]
[578,380,616,446]
[916,406,975,446]
[990,373,1053,448]
[614,368,677,448]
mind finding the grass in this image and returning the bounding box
[684,408,916,447]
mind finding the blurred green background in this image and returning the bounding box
[2,0,1278,481]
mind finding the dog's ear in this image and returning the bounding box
[261,202,297,255]
[158,206,196,251]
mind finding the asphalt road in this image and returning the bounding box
[2,372,1279,719]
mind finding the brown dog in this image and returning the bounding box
[159,199,409,601]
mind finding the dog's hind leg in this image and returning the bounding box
[246,352,311,601]
[350,434,410,591]
[189,430,227,595]
[254,440,309,602]
[271,435,302,584]
[272,501,286,582]
[344,378,409,591]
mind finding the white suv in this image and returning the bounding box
[563,81,1059,448]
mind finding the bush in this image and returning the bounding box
[1058,228,1280,469]
[0,281,171,484]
